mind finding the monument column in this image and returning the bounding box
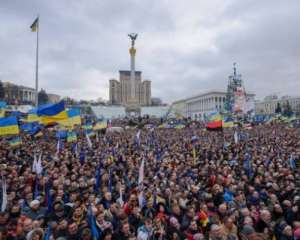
[128,33,138,102]
[126,33,141,116]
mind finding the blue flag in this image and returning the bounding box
[87,204,100,240]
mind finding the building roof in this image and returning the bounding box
[173,91,226,104]
[173,90,255,105]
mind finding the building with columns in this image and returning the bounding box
[255,95,300,115]
[172,91,255,120]
[109,70,151,106]
[2,82,36,105]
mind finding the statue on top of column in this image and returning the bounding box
[128,33,138,47]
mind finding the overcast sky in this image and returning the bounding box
[0,0,299,103]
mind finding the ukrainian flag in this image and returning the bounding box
[9,136,22,147]
[37,101,68,125]
[27,108,41,123]
[93,121,107,130]
[222,116,234,128]
[67,131,77,142]
[30,17,39,32]
[58,108,81,128]
[0,116,20,136]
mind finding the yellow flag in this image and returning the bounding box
[30,17,39,32]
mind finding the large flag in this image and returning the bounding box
[138,158,145,208]
[1,177,7,212]
[37,101,68,125]
[0,116,20,136]
[206,111,222,130]
[30,17,39,32]
[58,108,81,128]
[26,107,41,123]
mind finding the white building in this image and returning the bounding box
[172,91,255,120]
[255,95,300,115]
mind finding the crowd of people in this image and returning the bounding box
[0,121,299,240]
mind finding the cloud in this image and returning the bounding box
[0,0,299,103]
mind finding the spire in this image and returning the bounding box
[233,62,237,77]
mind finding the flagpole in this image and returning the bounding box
[35,15,39,107]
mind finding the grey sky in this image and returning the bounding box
[0,0,299,103]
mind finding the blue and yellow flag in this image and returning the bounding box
[26,107,41,123]
[30,17,39,32]
[67,131,77,143]
[0,116,20,136]
[222,116,234,128]
[27,114,41,123]
[93,121,107,130]
[58,108,81,128]
[37,101,68,125]
[9,136,22,147]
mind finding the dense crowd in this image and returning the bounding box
[0,122,299,240]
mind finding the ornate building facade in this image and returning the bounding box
[109,70,151,106]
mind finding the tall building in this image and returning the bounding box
[108,70,151,106]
